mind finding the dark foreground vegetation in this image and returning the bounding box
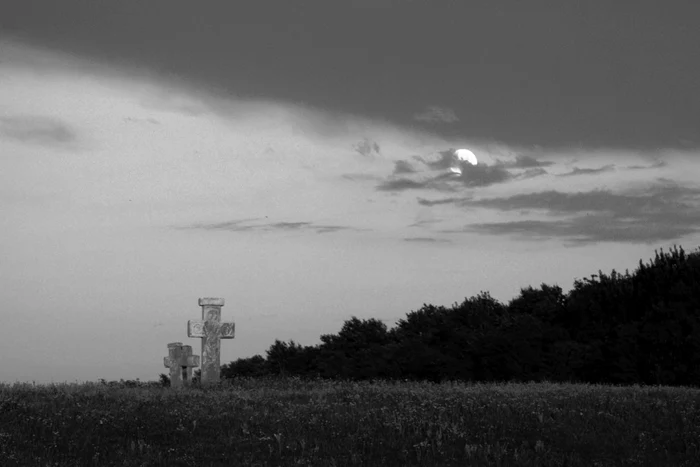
[1,244,699,466]
[1,377,699,466]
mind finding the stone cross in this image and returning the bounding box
[187,298,235,385]
[163,342,200,388]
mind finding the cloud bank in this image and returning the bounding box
[2,38,698,250]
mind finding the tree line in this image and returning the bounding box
[165,244,700,388]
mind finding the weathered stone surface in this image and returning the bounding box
[187,297,235,385]
[164,342,200,388]
[198,297,225,307]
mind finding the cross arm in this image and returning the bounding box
[164,354,199,366]
[187,320,235,339]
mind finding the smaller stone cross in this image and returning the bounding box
[163,342,200,388]
[188,298,235,385]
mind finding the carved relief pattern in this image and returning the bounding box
[189,321,204,337]
[220,322,235,337]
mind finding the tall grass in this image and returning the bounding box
[1,377,698,466]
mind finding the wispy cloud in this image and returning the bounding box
[342,173,382,181]
[186,219,260,232]
[518,167,549,179]
[377,178,433,192]
[413,106,459,123]
[123,116,160,125]
[462,213,699,246]
[445,180,700,245]
[468,183,699,214]
[417,196,469,206]
[403,237,451,243]
[270,222,311,230]
[626,160,666,170]
[353,138,381,157]
[0,115,76,146]
[559,165,616,177]
[511,155,555,168]
[185,219,365,234]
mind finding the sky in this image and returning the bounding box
[1,1,699,385]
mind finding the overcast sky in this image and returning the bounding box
[1,1,699,384]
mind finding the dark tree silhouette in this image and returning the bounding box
[317,317,397,380]
[199,243,700,389]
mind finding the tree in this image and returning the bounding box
[317,317,396,380]
[221,355,269,380]
[508,283,567,324]
[265,340,307,377]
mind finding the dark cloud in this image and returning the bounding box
[445,181,700,245]
[392,160,416,174]
[421,151,553,171]
[421,149,455,170]
[315,225,348,234]
[376,178,430,192]
[464,212,700,247]
[444,220,564,241]
[376,143,667,201]
[451,164,513,187]
[378,149,515,192]
[271,222,311,230]
[4,2,699,149]
[516,167,549,179]
[417,197,467,206]
[468,187,681,214]
[559,165,615,177]
[511,155,555,168]
[0,115,76,145]
[353,138,380,157]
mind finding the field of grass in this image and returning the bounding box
[1,376,698,466]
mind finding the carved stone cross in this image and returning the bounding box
[163,342,199,388]
[187,298,235,385]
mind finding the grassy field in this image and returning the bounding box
[1,376,698,466]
